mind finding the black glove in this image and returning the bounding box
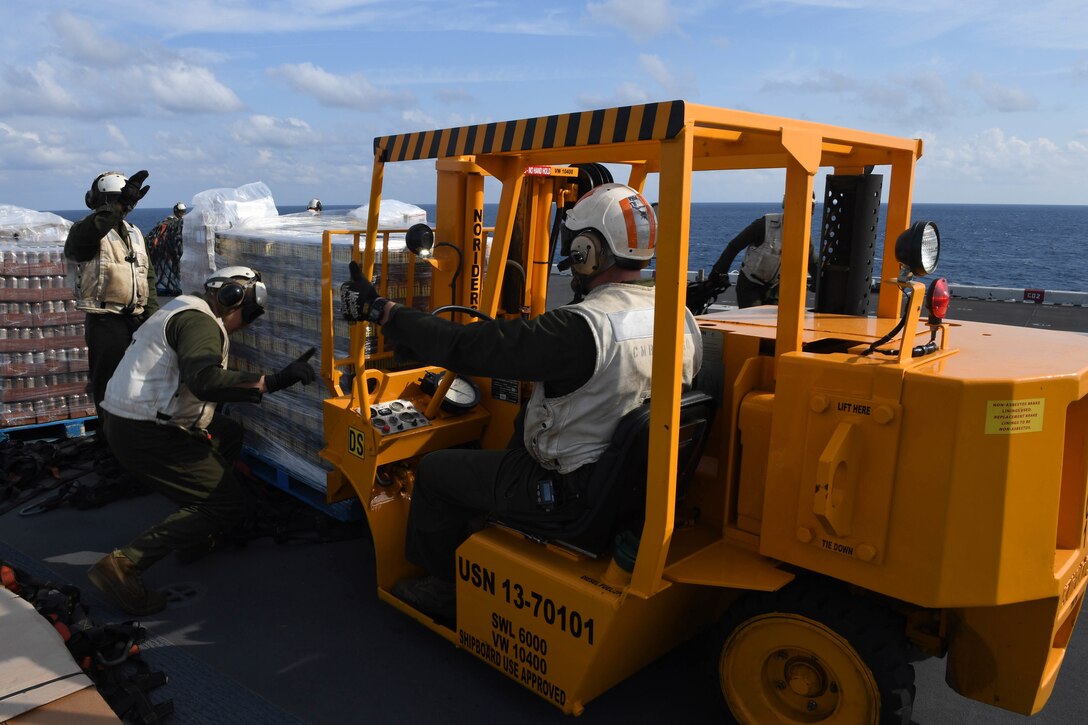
[119,170,151,210]
[265,347,317,393]
[340,260,388,323]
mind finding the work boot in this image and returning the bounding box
[392,575,456,625]
[88,550,166,616]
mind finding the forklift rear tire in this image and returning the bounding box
[711,580,914,725]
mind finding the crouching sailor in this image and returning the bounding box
[88,267,317,615]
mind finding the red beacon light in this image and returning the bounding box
[926,277,950,324]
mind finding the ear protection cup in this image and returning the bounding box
[205,277,246,308]
[205,267,266,322]
[569,231,610,276]
[216,281,246,308]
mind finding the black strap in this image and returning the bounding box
[1,561,174,724]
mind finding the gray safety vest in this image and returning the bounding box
[740,213,783,285]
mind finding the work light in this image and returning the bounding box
[406,223,435,258]
[894,221,940,276]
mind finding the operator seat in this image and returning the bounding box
[511,389,715,556]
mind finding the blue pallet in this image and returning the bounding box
[240,447,363,523]
[0,415,97,443]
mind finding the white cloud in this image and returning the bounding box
[0,11,244,118]
[924,128,1088,183]
[142,63,244,114]
[638,54,695,97]
[401,109,442,129]
[577,83,652,109]
[0,122,82,170]
[230,115,319,147]
[761,68,958,126]
[979,2,1088,51]
[100,1,582,38]
[577,54,694,111]
[270,62,415,111]
[436,88,474,104]
[587,0,677,40]
[49,12,124,67]
[106,124,129,147]
[0,61,80,115]
[968,74,1037,112]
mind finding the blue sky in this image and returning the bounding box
[1,0,1086,211]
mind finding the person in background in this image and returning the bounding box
[65,170,158,414]
[696,194,817,310]
[340,184,702,623]
[88,266,317,615]
[307,198,323,214]
[146,202,189,296]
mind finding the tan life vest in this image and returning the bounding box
[70,222,152,314]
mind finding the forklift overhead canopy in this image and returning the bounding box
[372,99,922,173]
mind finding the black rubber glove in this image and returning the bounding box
[340,260,388,323]
[119,170,150,210]
[265,347,317,393]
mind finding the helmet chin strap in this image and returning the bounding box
[569,275,587,304]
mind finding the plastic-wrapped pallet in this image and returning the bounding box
[0,206,93,430]
[181,184,431,493]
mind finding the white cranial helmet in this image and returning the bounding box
[205,266,267,323]
[85,171,128,209]
[95,172,127,195]
[562,183,656,270]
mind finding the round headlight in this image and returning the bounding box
[406,223,435,258]
[894,221,940,276]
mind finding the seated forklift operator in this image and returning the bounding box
[89,266,317,616]
[340,184,703,622]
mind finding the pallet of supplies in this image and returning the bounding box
[0,206,93,430]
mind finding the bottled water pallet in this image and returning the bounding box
[239,447,363,523]
[0,415,96,443]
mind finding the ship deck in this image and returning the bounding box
[2,286,1086,724]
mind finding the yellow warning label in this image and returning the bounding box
[985,399,1045,435]
[347,427,367,459]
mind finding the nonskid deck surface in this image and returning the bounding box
[3,292,1086,724]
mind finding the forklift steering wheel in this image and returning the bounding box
[419,305,492,418]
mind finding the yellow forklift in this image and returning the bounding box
[316,100,1088,723]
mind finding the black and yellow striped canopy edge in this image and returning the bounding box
[373,100,686,163]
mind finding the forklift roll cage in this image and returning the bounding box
[315,99,1088,718]
[328,100,925,596]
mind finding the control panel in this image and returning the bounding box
[368,399,431,435]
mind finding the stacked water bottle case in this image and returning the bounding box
[0,247,92,428]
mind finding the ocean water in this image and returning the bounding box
[51,202,1087,291]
